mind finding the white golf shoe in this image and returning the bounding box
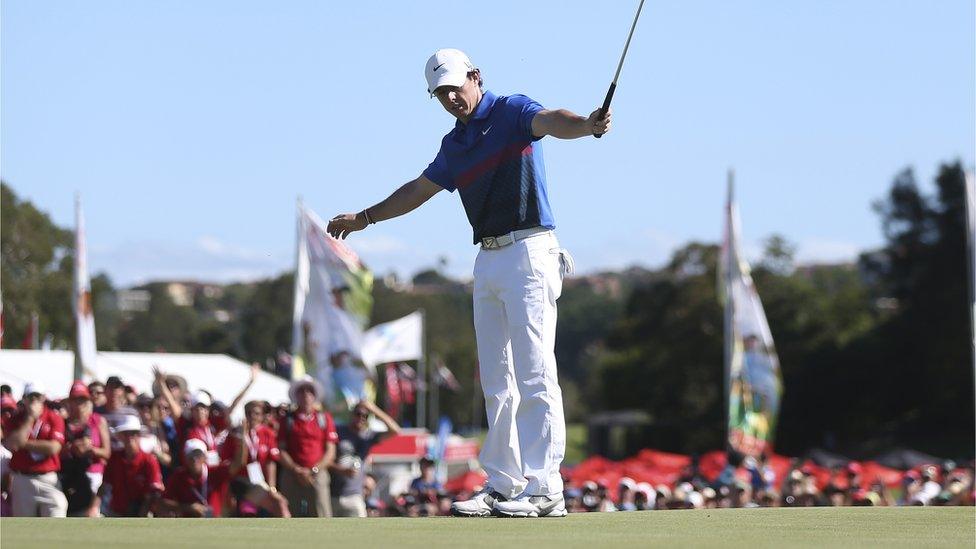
[492,493,568,518]
[451,488,507,517]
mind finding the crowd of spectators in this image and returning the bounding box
[564,455,976,513]
[1,371,973,518]
[0,367,408,518]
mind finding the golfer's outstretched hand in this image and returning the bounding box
[587,107,612,136]
[327,213,367,240]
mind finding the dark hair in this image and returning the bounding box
[245,400,266,415]
[0,384,11,396]
[468,70,483,89]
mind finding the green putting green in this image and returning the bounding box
[1,507,973,548]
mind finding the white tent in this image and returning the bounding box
[0,350,289,419]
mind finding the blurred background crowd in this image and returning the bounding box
[2,369,972,518]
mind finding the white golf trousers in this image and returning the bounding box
[473,230,570,498]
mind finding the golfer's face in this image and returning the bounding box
[434,74,480,121]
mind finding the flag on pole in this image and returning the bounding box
[290,200,373,391]
[384,363,402,417]
[397,363,417,405]
[720,172,782,457]
[435,363,461,392]
[360,311,424,370]
[74,195,98,380]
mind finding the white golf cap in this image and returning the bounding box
[425,48,475,97]
[113,415,143,434]
[183,438,209,457]
[23,381,46,399]
[190,390,212,408]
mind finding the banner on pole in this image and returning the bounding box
[290,202,373,401]
[360,311,424,369]
[720,175,783,456]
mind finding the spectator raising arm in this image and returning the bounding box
[362,399,401,439]
[153,365,183,419]
[225,363,260,418]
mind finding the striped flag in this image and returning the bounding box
[720,171,782,457]
[291,200,373,393]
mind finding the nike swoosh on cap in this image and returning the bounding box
[433,63,446,72]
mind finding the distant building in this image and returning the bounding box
[116,289,150,313]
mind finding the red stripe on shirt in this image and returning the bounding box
[455,142,533,190]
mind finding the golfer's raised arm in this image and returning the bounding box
[327,175,442,240]
[531,107,612,139]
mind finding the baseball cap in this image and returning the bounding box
[23,381,46,399]
[113,415,143,434]
[425,48,475,97]
[184,438,208,457]
[190,390,212,408]
[68,379,92,400]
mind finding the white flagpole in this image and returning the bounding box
[291,196,308,380]
[723,170,734,445]
[74,193,97,380]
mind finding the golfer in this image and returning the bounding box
[327,48,611,518]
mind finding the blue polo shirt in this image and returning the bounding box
[423,90,555,244]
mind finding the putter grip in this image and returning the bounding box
[594,82,616,138]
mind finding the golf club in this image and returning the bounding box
[594,0,647,138]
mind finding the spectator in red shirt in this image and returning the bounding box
[153,364,256,463]
[2,382,68,517]
[60,380,111,517]
[220,400,290,517]
[158,436,245,517]
[278,376,338,517]
[100,415,163,517]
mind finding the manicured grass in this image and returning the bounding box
[1,507,973,548]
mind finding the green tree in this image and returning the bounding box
[1,182,117,351]
[117,283,199,352]
[238,273,295,362]
[598,243,725,453]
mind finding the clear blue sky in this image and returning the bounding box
[3,1,974,286]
